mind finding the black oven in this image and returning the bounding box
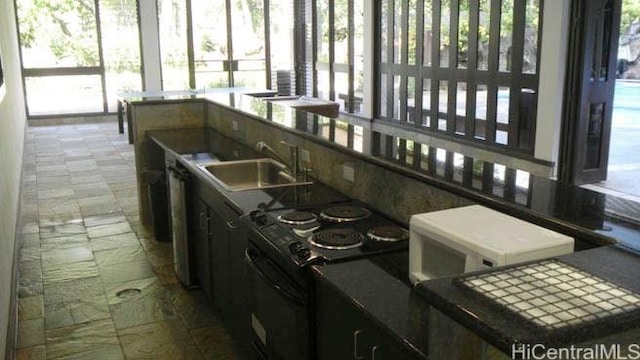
[243,202,408,359]
[245,240,312,360]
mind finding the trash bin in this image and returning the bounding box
[145,170,171,242]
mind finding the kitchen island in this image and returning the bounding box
[128,89,640,359]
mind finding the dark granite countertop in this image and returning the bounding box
[311,252,429,359]
[130,89,640,252]
[312,245,640,359]
[414,245,640,354]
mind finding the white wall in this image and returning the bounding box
[0,0,27,356]
[534,0,571,172]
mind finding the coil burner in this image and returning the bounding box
[309,228,365,250]
[366,226,409,242]
[277,211,318,226]
[319,206,372,223]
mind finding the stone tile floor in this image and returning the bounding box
[16,122,238,359]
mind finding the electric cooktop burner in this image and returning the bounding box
[367,226,409,242]
[320,206,372,223]
[277,211,318,226]
[309,228,365,250]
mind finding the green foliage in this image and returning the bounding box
[18,0,99,66]
[622,0,640,33]
[18,0,141,72]
[241,0,265,33]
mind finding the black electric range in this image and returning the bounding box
[246,201,409,268]
[243,196,409,360]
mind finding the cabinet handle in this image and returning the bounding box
[199,212,211,235]
[372,345,381,360]
[199,212,207,229]
[353,330,365,359]
[226,220,237,229]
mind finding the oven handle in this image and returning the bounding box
[245,250,305,306]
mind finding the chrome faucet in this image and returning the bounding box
[255,141,301,179]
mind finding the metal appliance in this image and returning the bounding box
[409,205,575,285]
[243,201,409,360]
[167,162,196,287]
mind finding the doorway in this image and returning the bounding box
[586,82,640,199]
[559,0,622,186]
[157,0,295,91]
[15,0,143,117]
[578,0,640,201]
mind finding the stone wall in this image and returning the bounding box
[206,103,473,224]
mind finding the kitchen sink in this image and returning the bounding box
[196,158,312,191]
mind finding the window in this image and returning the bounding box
[15,0,143,116]
[372,131,533,205]
[158,0,292,91]
[375,0,543,155]
[306,0,365,114]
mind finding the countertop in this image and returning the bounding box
[311,252,429,358]
[415,245,640,354]
[312,245,640,358]
[149,127,640,359]
[127,89,640,253]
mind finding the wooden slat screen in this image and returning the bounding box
[375,0,543,155]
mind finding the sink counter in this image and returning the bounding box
[128,90,640,253]
[149,127,351,216]
[148,126,640,359]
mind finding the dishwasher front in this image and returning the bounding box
[167,162,196,287]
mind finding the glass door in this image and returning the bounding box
[160,0,289,91]
[16,0,142,116]
[191,0,230,88]
[228,0,267,89]
[17,0,104,115]
[191,0,267,89]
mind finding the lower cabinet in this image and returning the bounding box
[189,177,251,352]
[192,197,212,297]
[316,281,420,360]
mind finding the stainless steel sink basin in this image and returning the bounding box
[196,158,312,191]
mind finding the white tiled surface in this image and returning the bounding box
[459,260,640,329]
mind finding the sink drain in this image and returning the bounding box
[116,288,142,299]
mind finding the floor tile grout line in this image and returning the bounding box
[18,121,235,359]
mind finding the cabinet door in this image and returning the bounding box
[316,281,420,360]
[208,209,230,313]
[316,283,362,359]
[193,198,212,298]
[228,225,250,349]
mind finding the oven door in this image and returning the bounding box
[245,245,311,360]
